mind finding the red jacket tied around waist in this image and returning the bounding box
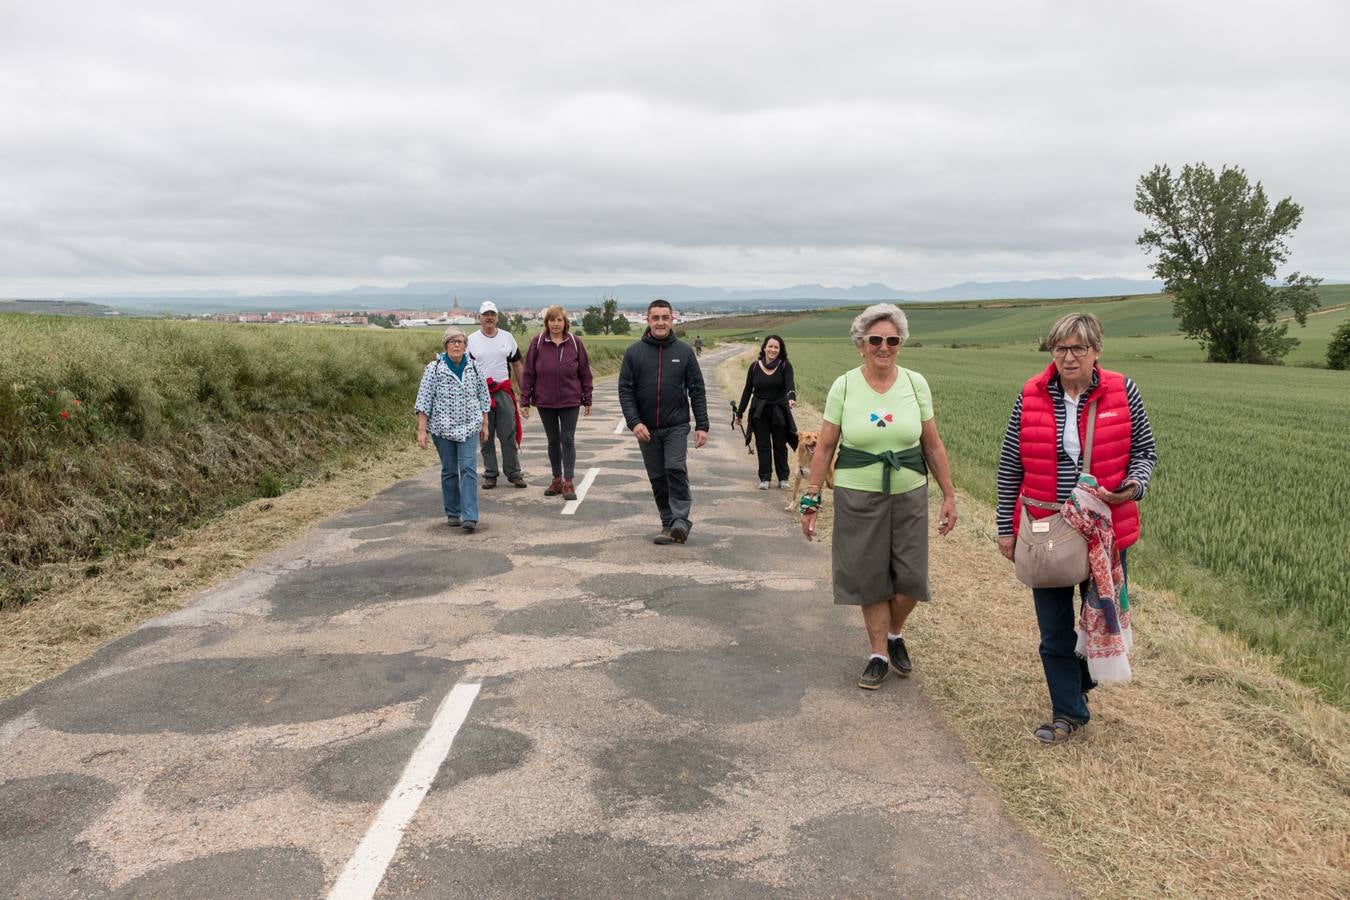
[1016,363,1140,549]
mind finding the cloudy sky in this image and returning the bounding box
[2,0,1346,296]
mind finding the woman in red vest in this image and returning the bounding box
[995,313,1158,743]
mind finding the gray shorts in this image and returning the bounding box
[831,484,931,606]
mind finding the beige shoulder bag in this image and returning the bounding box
[1014,399,1096,588]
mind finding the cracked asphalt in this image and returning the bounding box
[0,345,1071,898]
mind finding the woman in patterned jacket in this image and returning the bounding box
[415,327,492,533]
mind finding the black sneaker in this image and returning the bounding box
[462,521,478,534]
[887,636,912,677]
[652,528,675,545]
[858,657,889,690]
[669,521,689,544]
[446,516,462,528]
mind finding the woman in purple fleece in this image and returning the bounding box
[520,305,594,501]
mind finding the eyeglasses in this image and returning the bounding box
[446,338,467,345]
[1052,344,1092,358]
[866,335,902,348]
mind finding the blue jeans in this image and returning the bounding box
[432,434,479,522]
[1031,549,1128,724]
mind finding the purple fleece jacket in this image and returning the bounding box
[520,332,594,409]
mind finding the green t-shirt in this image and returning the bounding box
[823,366,933,494]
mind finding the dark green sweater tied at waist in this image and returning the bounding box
[834,444,927,493]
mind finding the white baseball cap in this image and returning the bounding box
[479,300,498,314]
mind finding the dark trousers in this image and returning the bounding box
[638,425,691,531]
[537,406,580,480]
[481,391,522,480]
[752,415,791,482]
[1031,549,1128,724]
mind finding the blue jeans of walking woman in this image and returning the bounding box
[432,434,479,522]
[1031,549,1128,724]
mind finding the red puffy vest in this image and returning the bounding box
[1015,363,1140,549]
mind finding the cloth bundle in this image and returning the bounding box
[1062,474,1133,682]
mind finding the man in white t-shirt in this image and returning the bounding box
[467,300,526,488]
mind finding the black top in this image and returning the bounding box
[737,361,795,418]
[617,330,711,432]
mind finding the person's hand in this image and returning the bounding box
[938,496,957,536]
[997,536,1015,561]
[583,405,591,417]
[633,423,651,442]
[694,429,708,449]
[801,508,817,541]
[789,399,796,409]
[417,429,428,450]
[520,405,531,419]
[1095,481,1138,505]
[479,425,489,443]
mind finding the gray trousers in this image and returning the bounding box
[480,391,522,479]
[638,425,692,531]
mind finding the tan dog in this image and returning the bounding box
[785,430,835,511]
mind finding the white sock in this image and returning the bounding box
[888,632,903,641]
[869,653,888,662]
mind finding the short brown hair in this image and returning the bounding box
[1046,313,1104,351]
[542,305,571,334]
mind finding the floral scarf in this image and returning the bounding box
[1062,473,1133,682]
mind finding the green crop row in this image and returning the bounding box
[786,336,1350,705]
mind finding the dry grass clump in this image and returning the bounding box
[715,352,1349,897]
[0,439,432,700]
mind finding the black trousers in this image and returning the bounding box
[752,415,791,482]
[536,406,580,479]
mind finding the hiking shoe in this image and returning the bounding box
[482,477,497,490]
[652,528,675,545]
[562,479,577,501]
[858,657,889,690]
[778,481,790,490]
[758,481,770,490]
[446,516,462,528]
[543,477,563,497]
[509,475,527,488]
[887,636,912,677]
[462,521,478,534]
[669,521,689,544]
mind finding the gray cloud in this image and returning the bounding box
[2,0,1346,295]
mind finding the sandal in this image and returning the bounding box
[1033,718,1084,744]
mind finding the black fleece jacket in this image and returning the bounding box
[617,330,710,432]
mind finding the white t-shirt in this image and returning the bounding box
[467,329,521,382]
[1063,392,1081,464]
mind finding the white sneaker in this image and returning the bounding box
[758,481,770,490]
[778,481,790,489]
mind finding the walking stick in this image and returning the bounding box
[729,401,755,454]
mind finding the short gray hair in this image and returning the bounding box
[850,303,909,347]
[441,326,468,347]
[1046,313,1103,352]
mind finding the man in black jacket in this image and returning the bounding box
[617,299,710,544]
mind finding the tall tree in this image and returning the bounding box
[1135,162,1320,363]
[581,297,628,335]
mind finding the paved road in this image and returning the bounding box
[0,345,1070,898]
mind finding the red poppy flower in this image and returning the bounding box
[60,410,71,419]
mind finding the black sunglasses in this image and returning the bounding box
[865,335,902,348]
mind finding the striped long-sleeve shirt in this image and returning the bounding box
[996,369,1158,536]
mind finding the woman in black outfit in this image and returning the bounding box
[735,334,799,489]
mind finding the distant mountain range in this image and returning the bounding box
[46,277,1169,315]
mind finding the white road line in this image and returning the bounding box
[613,417,626,434]
[561,467,600,515]
[328,681,481,900]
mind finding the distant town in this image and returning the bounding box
[203,297,714,328]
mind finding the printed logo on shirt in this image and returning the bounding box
[1098,411,1120,418]
[869,408,894,427]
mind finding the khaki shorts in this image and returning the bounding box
[831,484,931,606]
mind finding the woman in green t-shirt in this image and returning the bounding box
[800,304,958,690]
